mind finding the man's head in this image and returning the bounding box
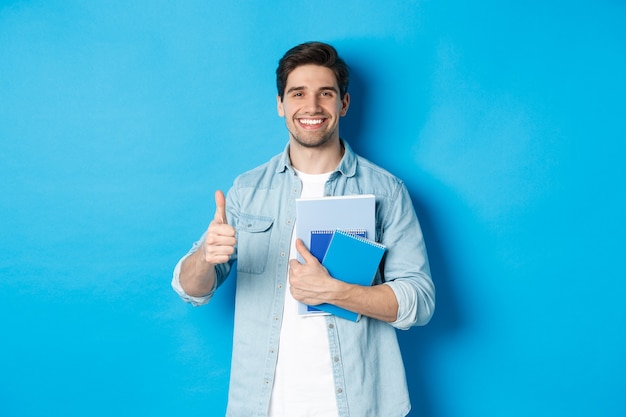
[275,42,351,150]
[276,41,349,101]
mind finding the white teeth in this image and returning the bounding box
[299,119,323,125]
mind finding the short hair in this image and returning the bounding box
[276,41,350,100]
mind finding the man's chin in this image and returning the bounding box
[291,133,336,149]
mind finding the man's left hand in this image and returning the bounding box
[288,239,343,306]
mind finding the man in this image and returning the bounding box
[172,41,435,417]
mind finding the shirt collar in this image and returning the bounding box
[276,139,357,178]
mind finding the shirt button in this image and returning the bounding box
[337,388,343,394]
[334,356,339,362]
[280,251,285,257]
[328,324,334,329]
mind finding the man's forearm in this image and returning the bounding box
[329,281,399,323]
[179,248,217,297]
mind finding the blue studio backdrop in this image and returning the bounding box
[1,1,625,416]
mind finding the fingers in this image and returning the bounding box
[204,190,235,265]
[204,224,236,265]
[295,238,317,264]
[210,190,234,236]
[214,190,227,224]
[289,239,324,282]
[289,243,331,305]
[203,236,235,265]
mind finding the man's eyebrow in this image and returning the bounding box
[286,86,306,94]
[319,86,339,93]
[285,85,339,94]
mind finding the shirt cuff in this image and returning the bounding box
[385,281,421,330]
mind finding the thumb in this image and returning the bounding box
[295,238,316,264]
[214,190,227,224]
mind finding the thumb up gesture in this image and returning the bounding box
[202,190,237,265]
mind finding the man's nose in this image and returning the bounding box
[303,95,322,113]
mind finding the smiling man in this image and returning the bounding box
[172,41,435,417]
[278,64,348,150]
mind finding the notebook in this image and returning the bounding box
[316,230,386,322]
[309,229,367,262]
[302,229,367,315]
[295,194,376,262]
[295,194,376,316]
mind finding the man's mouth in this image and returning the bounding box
[297,118,326,127]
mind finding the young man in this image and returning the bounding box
[172,41,435,417]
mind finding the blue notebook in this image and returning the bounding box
[304,229,367,315]
[310,229,367,262]
[316,230,386,322]
[295,195,376,317]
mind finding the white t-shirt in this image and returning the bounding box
[268,170,339,417]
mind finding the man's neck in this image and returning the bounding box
[289,138,344,174]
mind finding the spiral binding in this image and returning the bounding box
[311,228,367,237]
[334,229,386,250]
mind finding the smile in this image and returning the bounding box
[297,118,326,126]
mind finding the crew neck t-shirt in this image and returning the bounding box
[268,169,339,417]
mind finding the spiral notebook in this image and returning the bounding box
[302,229,367,315]
[310,229,367,262]
[316,230,386,322]
[295,194,377,318]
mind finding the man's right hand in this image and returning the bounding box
[202,190,237,265]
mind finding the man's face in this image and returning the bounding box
[277,64,350,149]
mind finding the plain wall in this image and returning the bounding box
[1,1,624,416]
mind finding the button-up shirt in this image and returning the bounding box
[172,140,435,417]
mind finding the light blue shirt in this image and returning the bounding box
[172,140,435,417]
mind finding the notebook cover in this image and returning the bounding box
[295,194,376,317]
[310,229,367,262]
[303,229,367,314]
[295,194,376,262]
[316,230,386,321]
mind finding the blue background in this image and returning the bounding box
[1,1,625,416]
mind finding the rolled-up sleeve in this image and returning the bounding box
[171,231,222,306]
[380,182,435,330]
[386,277,435,330]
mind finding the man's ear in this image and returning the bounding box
[340,92,350,117]
[277,95,285,117]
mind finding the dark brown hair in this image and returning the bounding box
[276,41,350,100]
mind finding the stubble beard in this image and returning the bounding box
[290,131,335,149]
[287,119,338,149]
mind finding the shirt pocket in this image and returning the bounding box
[236,213,275,275]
